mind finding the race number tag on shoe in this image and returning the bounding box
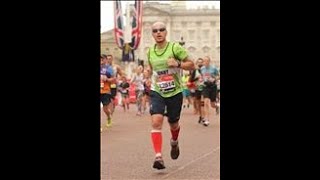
[157,74,175,93]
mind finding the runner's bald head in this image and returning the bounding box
[152,22,166,29]
[151,22,167,44]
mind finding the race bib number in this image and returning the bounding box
[110,83,116,88]
[203,73,212,82]
[157,74,176,93]
[120,88,127,93]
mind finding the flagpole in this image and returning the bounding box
[124,2,133,78]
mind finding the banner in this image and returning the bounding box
[114,0,125,49]
[130,0,143,50]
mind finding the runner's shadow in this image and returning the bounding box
[151,165,180,178]
[152,169,169,175]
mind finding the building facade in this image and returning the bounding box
[100,30,122,62]
[101,1,220,68]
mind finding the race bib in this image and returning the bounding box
[157,74,175,93]
[120,88,127,93]
[203,73,212,82]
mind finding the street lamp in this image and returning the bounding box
[138,58,144,68]
[178,36,185,76]
[179,36,185,47]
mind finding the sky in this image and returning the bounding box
[101,1,220,33]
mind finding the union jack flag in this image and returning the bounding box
[129,0,143,50]
[114,0,125,49]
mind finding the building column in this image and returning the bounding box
[166,17,171,41]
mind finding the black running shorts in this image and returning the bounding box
[101,93,112,106]
[149,91,183,124]
[202,85,217,102]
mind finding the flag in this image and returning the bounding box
[124,3,132,43]
[130,0,143,50]
[114,0,125,49]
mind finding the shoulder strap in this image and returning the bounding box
[172,42,179,60]
[147,47,152,65]
[147,48,150,62]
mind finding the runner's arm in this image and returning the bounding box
[172,43,195,71]
[180,57,195,71]
[116,65,124,77]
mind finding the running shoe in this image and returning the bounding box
[106,117,112,127]
[153,156,165,170]
[170,139,180,160]
[203,119,210,126]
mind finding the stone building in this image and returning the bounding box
[101,1,220,68]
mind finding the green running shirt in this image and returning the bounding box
[148,42,188,98]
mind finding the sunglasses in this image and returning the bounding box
[152,28,166,33]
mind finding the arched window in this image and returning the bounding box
[187,46,196,53]
[202,46,211,53]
